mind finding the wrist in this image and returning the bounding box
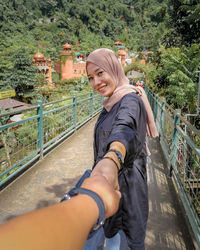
[81,175,120,218]
[110,142,126,157]
[107,149,124,166]
[102,154,120,171]
[61,187,105,233]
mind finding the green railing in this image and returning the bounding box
[1,86,199,245]
[145,87,200,247]
[0,91,103,188]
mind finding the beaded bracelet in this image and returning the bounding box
[102,156,120,171]
[107,149,124,165]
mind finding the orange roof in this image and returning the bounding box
[114,41,122,46]
[63,43,72,49]
[33,51,45,61]
[118,49,126,56]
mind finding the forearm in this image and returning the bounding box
[0,175,120,250]
[0,195,98,250]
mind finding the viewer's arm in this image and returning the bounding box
[0,175,120,250]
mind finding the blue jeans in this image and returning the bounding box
[106,232,121,250]
[106,231,129,250]
[83,229,128,250]
[83,228,105,250]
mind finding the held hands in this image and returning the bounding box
[84,142,126,217]
[91,158,119,191]
[91,141,126,191]
[81,175,121,218]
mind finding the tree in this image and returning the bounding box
[0,46,38,98]
[157,44,200,114]
[11,48,38,97]
[0,48,13,91]
[170,0,200,45]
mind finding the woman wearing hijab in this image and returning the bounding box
[86,48,158,250]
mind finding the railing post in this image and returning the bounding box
[159,98,166,137]
[144,86,149,98]
[90,91,94,117]
[169,109,181,177]
[154,95,159,119]
[37,100,44,160]
[73,94,77,128]
[150,91,154,110]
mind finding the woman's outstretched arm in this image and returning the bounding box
[0,175,121,250]
[91,141,126,190]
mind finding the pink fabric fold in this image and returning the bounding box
[133,86,159,138]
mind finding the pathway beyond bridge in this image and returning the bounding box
[0,117,196,249]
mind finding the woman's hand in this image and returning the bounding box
[91,158,119,191]
[91,141,126,191]
[81,175,121,218]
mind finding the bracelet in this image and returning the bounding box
[107,149,124,165]
[61,187,105,232]
[102,156,120,171]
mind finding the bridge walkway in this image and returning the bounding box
[0,117,196,249]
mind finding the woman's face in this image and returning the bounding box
[87,62,116,97]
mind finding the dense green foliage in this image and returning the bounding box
[150,0,200,120]
[170,0,200,46]
[0,0,171,102]
[0,0,172,53]
[0,0,199,119]
[158,45,200,113]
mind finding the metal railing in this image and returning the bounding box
[1,86,199,245]
[0,91,103,188]
[145,87,200,247]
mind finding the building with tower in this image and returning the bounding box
[32,52,52,83]
[118,49,127,68]
[54,43,86,80]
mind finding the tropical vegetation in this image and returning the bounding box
[0,0,199,122]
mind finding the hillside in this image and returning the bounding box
[0,0,171,55]
[0,0,199,118]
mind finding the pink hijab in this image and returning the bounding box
[86,48,159,141]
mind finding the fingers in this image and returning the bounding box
[91,160,119,190]
[115,190,121,199]
[91,171,119,191]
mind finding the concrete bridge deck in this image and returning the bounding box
[0,117,196,249]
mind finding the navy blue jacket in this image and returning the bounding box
[93,93,148,249]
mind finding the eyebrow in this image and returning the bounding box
[87,67,102,77]
[95,67,101,72]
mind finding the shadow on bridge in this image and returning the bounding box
[0,117,196,249]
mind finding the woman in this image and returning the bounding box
[86,48,158,250]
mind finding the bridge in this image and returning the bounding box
[0,89,199,249]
